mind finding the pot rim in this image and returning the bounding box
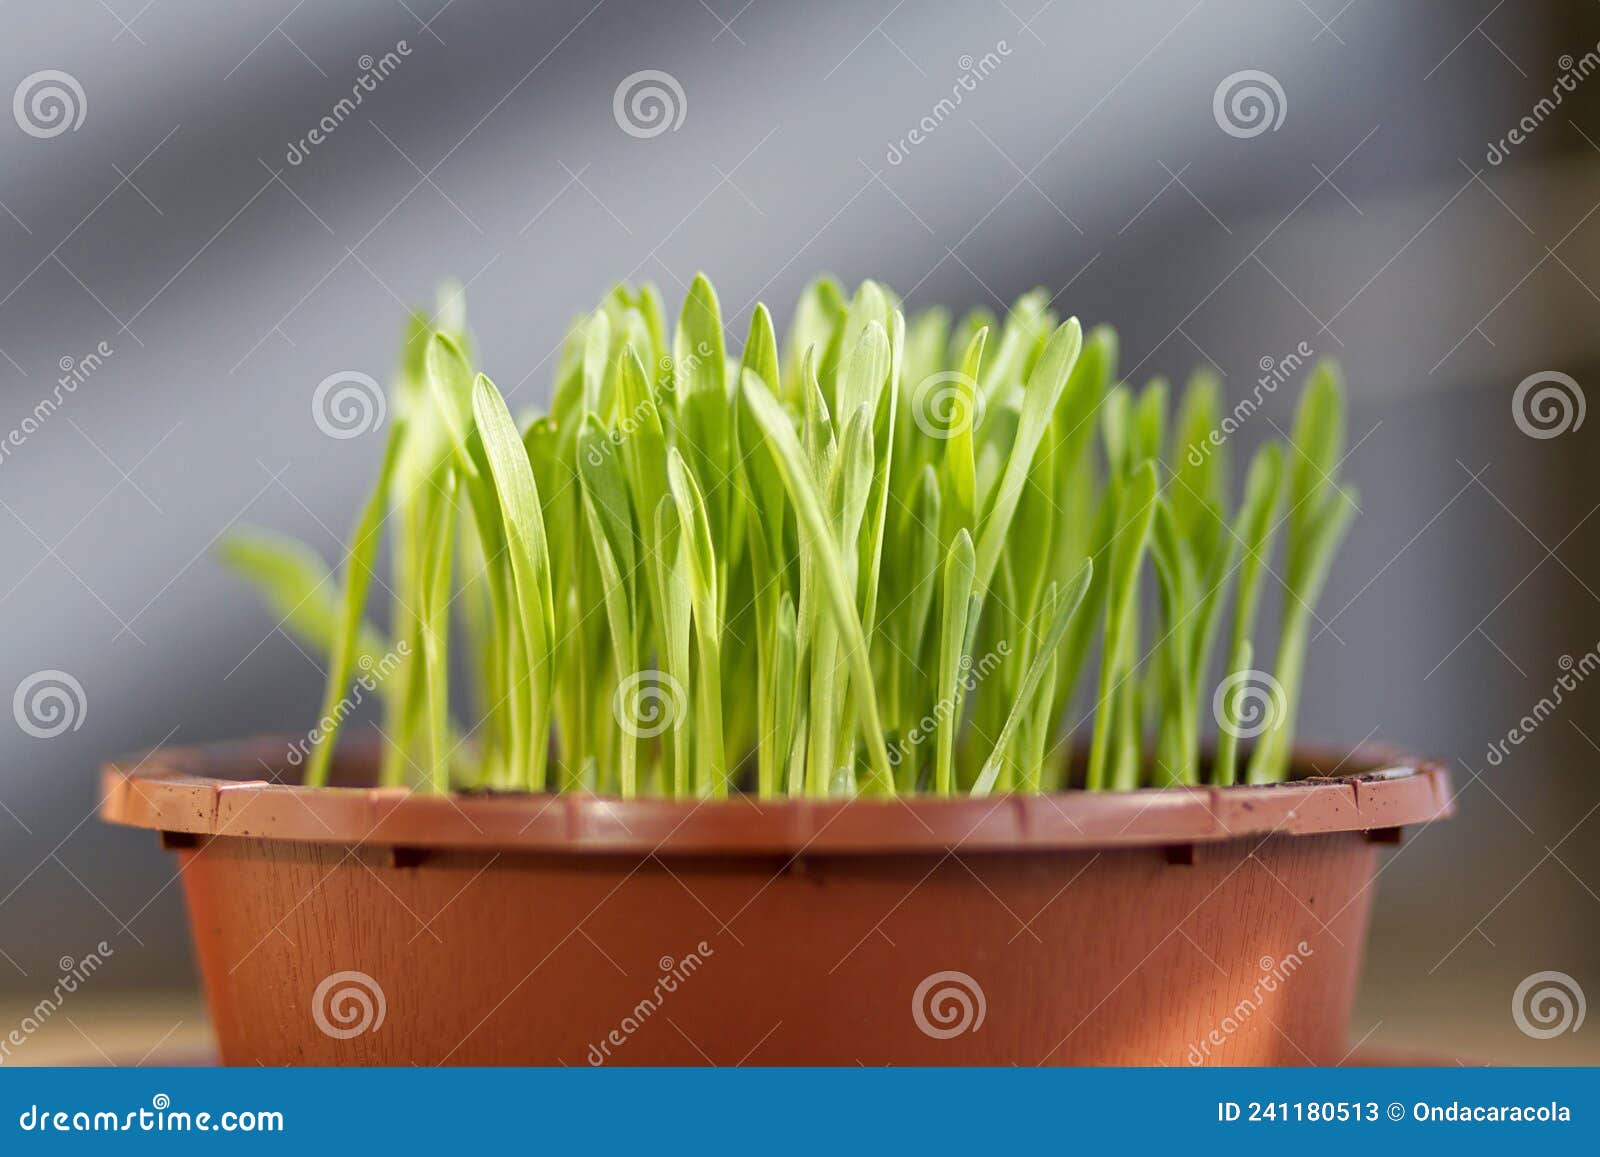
[98,736,1453,857]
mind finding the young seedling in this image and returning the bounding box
[223,275,1356,798]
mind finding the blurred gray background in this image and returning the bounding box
[1,0,1597,1062]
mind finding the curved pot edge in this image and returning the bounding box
[98,736,1453,856]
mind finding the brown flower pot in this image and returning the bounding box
[100,738,1451,1066]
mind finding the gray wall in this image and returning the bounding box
[1,0,1597,1060]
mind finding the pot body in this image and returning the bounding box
[176,830,1376,1065]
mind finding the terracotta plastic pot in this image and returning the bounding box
[100,738,1451,1066]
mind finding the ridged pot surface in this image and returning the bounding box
[100,739,1451,1066]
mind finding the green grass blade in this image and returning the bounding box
[741,370,896,795]
[974,318,1082,595]
[1085,461,1158,791]
[472,374,555,791]
[934,531,977,795]
[971,558,1092,796]
[944,327,987,536]
[667,449,726,796]
[653,495,694,797]
[419,467,458,793]
[304,419,408,787]
[1215,443,1284,786]
[218,529,388,670]
[581,490,638,795]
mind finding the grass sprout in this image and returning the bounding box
[223,274,1355,798]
